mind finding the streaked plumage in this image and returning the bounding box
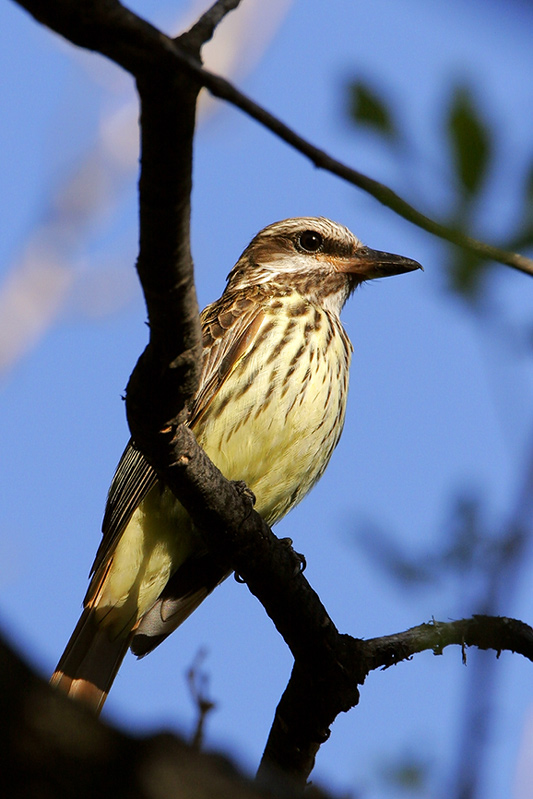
[51,217,421,712]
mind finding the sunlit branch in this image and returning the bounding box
[16,0,533,277]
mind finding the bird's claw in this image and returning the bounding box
[279,537,307,575]
[231,480,256,506]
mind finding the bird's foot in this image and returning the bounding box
[279,537,307,575]
[231,480,256,506]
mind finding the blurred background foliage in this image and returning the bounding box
[348,78,533,299]
[2,3,533,799]
[346,77,533,798]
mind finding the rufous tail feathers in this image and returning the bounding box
[50,608,131,714]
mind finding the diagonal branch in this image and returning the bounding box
[184,0,243,47]
[258,615,533,786]
[11,0,533,789]
[188,70,533,277]
[15,0,533,277]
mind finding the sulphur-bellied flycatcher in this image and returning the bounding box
[51,217,421,712]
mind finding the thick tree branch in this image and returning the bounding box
[258,615,533,785]
[0,631,277,799]
[11,0,533,790]
[17,0,356,785]
[14,0,533,276]
[127,56,203,435]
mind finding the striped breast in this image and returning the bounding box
[91,291,352,631]
[193,291,353,526]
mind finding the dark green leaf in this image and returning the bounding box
[447,85,491,196]
[448,247,491,301]
[347,80,396,138]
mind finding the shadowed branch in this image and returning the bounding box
[10,0,533,790]
[258,616,533,785]
[15,0,533,276]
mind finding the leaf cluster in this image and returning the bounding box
[348,79,533,299]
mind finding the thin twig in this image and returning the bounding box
[185,0,243,47]
[187,649,216,751]
[364,615,533,669]
[178,62,533,277]
[15,0,533,277]
[11,1,533,788]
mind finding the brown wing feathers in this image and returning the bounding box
[50,289,268,712]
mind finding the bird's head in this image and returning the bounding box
[225,217,422,315]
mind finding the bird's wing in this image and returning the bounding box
[90,442,158,579]
[188,288,266,428]
[127,291,268,652]
[88,288,266,584]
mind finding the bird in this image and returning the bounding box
[50,217,421,713]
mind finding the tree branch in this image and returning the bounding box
[11,0,533,790]
[184,0,243,48]
[187,71,533,277]
[258,615,533,786]
[14,0,533,276]
[365,615,533,667]
[0,630,276,799]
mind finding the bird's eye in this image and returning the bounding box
[298,230,323,253]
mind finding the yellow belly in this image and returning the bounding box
[96,296,352,630]
[196,300,352,525]
[95,486,193,633]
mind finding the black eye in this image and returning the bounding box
[298,230,323,253]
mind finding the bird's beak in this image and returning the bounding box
[339,248,423,280]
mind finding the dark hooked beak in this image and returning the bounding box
[339,247,423,280]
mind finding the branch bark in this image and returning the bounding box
[10,0,533,790]
[14,0,533,276]
[0,630,274,799]
[258,615,533,785]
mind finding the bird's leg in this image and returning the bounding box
[231,479,256,506]
[279,538,307,575]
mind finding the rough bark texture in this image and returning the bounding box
[10,0,533,792]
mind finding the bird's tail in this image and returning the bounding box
[50,607,131,714]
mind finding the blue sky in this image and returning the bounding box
[2,1,533,797]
